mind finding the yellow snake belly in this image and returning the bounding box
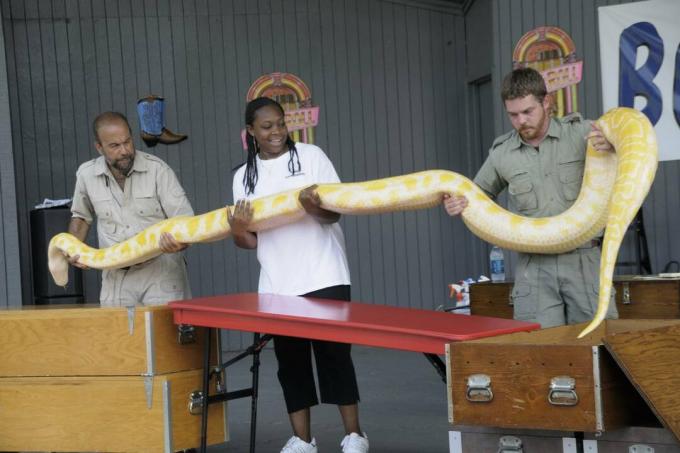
[48,107,657,338]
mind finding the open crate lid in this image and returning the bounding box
[604,323,680,442]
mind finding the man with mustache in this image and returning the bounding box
[66,111,193,306]
[443,67,618,328]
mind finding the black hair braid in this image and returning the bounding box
[286,136,301,175]
[243,132,259,195]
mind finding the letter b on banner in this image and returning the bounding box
[619,22,664,124]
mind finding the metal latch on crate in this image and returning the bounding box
[497,435,523,453]
[188,390,204,415]
[466,374,493,402]
[622,282,632,304]
[630,445,654,453]
[548,376,579,406]
[177,324,197,344]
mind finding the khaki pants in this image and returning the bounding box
[511,245,618,328]
[100,253,191,307]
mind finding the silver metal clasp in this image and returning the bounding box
[622,282,631,304]
[548,376,579,406]
[188,390,204,415]
[630,444,654,453]
[466,374,493,403]
[497,435,523,453]
[177,324,197,344]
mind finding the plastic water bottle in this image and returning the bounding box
[490,246,505,282]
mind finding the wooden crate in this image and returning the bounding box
[449,426,568,453]
[585,427,680,453]
[0,368,227,452]
[0,304,226,452]
[469,276,680,320]
[0,304,210,377]
[449,426,680,453]
[446,320,680,433]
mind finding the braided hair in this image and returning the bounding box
[243,97,301,195]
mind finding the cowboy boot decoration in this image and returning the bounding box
[137,95,188,147]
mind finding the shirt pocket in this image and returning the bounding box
[558,157,585,201]
[90,191,117,234]
[508,171,538,213]
[132,184,164,218]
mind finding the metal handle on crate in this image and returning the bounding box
[497,435,523,453]
[629,444,654,453]
[466,374,493,402]
[548,376,579,406]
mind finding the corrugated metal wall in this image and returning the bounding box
[2,0,469,348]
[0,10,22,309]
[490,0,680,275]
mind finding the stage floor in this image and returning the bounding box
[210,344,450,452]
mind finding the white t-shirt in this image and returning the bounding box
[232,142,351,295]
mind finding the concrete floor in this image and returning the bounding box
[207,345,452,452]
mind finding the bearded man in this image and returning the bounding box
[67,111,193,306]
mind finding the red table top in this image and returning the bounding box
[169,293,540,354]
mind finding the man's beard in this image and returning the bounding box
[113,156,134,175]
[519,127,538,141]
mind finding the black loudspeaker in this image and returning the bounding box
[30,207,84,304]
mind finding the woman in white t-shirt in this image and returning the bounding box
[229,97,369,453]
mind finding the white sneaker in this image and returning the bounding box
[341,432,369,453]
[281,435,318,453]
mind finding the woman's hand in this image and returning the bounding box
[227,199,254,234]
[228,199,258,249]
[298,185,340,224]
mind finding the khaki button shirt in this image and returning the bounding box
[71,151,193,247]
[474,113,592,218]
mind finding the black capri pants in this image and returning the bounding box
[274,284,360,414]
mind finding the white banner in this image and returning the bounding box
[599,0,680,161]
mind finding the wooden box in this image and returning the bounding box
[449,426,680,453]
[446,320,680,433]
[449,426,568,453]
[0,369,226,452]
[0,304,226,452]
[0,304,210,377]
[585,427,680,453]
[469,276,680,320]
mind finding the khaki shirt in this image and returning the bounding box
[71,150,193,247]
[474,113,592,217]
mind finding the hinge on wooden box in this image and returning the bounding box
[213,366,225,393]
[630,445,654,453]
[548,376,579,406]
[127,305,136,335]
[466,374,493,402]
[497,435,523,453]
[144,375,154,409]
[177,324,197,344]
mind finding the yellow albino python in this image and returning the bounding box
[48,107,657,338]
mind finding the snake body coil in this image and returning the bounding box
[49,108,657,338]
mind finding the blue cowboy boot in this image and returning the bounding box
[137,95,187,147]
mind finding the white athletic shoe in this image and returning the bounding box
[280,435,318,453]
[341,432,369,453]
